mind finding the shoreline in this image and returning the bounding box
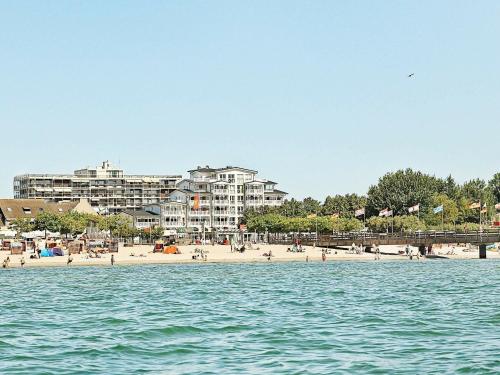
[1,243,498,269]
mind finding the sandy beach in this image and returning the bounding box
[1,243,499,269]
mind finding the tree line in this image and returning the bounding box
[11,212,164,240]
[244,169,500,233]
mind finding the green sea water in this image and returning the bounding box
[0,260,499,374]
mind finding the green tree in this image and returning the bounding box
[151,226,165,240]
[302,197,321,215]
[59,212,90,237]
[34,212,61,234]
[488,172,500,203]
[277,199,306,217]
[98,215,134,238]
[423,194,458,226]
[366,217,391,233]
[321,194,367,218]
[10,218,35,234]
[367,169,445,216]
[459,179,495,222]
[393,215,426,232]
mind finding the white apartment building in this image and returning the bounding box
[145,165,287,232]
[14,161,182,214]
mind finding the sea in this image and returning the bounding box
[0,260,499,374]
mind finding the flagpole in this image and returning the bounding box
[479,200,482,230]
[442,208,444,231]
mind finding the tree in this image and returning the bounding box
[277,199,305,217]
[366,217,390,233]
[151,226,165,240]
[302,197,321,215]
[59,212,90,237]
[441,175,460,200]
[393,216,426,232]
[321,194,367,218]
[423,194,458,226]
[488,173,500,203]
[34,212,61,235]
[459,178,496,222]
[98,215,134,239]
[10,218,35,234]
[367,169,445,216]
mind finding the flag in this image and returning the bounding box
[307,214,317,219]
[408,204,420,213]
[379,208,388,217]
[469,202,481,209]
[355,208,365,217]
[193,193,200,210]
[433,205,443,214]
[496,203,500,210]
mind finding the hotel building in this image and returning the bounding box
[14,161,182,214]
[145,165,287,232]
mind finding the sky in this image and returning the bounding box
[1,1,499,200]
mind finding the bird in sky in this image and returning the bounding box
[408,73,414,78]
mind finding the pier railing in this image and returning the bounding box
[268,229,500,247]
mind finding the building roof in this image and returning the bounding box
[0,199,79,222]
[265,189,288,195]
[216,166,258,174]
[188,166,258,174]
[188,167,216,173]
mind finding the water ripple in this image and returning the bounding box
[0,260,499,374]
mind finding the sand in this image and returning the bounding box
[1,242,499,269]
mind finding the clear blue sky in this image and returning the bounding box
[1,1,498,200]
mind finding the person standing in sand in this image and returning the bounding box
[322,251,326,262]
[20,257,25,268]
[111,254,115,266]
[67,254,73,266]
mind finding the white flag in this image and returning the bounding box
[408,204,420,213]
[355,208,365,217]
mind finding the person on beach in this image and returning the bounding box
[20,257,25,268]
[2,258,7,269]
[374,245,381,260]
[111,254,115,266]
[67,254,73,266]
[322,251,326,262]
[306,255,309,262]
